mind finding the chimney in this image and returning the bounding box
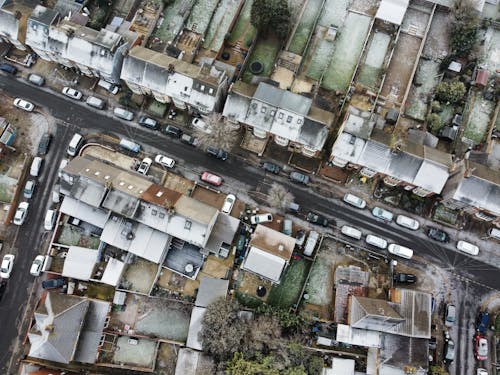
[464,167,476,178]
[278,244,284,252]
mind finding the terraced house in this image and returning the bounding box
[120,46,229,115]
[25,5,130,84]
[222,81,334,158]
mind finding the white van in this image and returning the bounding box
[303,231,319,256]
[67,133,83,156]
[396,215,420,230]
[114,107,134,121]
[119,138,141,154]
[341,225,362,240]
[488,228,500,241]
[343,193,366,209]
[44,209,57,231]
[388,244,413,259]
[30,157,43,177]
[97,79,119,94]
[365,234,388,249]
[86,96,106,109]
[456,240,479,256]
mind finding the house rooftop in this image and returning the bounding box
[59,20,123,50]
[141,184,182,207]
[29,4,59,26]
[254,82,312,116]
[174,195,218,226]
[248,224,295,261]
[379,334,429,374]
[353,296,402,319]
[0,2,34,43]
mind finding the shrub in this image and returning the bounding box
[434,81,466,104]
[427,113,443,133]
[450,0,480,56]
[431,100,442,113]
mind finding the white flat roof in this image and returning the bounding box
[100,258,125,286]
[336,324,381,348]
[62,246,98,281]
[60,196,108,228]
[242,246,287,282]
[375,0,409,25]
[186,307,205,351]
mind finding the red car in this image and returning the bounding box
[201,172,222,186]
[475,335,488,361]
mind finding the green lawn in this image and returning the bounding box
[228,0,256,44]
[242,37,281,83]
[288,0,323,55]
[267,259,311,309]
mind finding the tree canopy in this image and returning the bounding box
[450,0,480,56]
[251,0,291,41]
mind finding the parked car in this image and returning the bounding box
[38,133,52,155]
[154,154,175,169]
[13,202,29,225]
[295,230,306,248]
[341,225,362,240]
[306,211,329,227]
[14,98,34,112]
[163,124,182,138]
[42,278,66,290]
[477,311,489,334]
[181,133,199,146]
[62,87,83,100]
[201,171,222,186]
[192,117,212,133]
[289,171,310,185]
[27,73,45,86]
[365,234,387,249]
[393,273,417,284]
[262,162,281,174]
[113,107,134,121]
[23,180,36,199]
[457,240,479,256]
[138,115,159,130]
[58,159,69,178]
[30,255,46,276]
[444,339,455,362]
[206,146,228,160]
[371,207,393,221]
[86,96,106,110]
[44,209,57,231]
[221,194,236,215]
[477,368,488,375]
[250,213,273,225]
[427,227,450,243]
[30,157,43,177]
[387,243,413,259]
[283,219,292,236]
[137,157,152,175]
[0,63,17,74]
[395,215,420,230]
[343,193,366,209]
[445,304,456,327]
[97,79,119,94]
[0,254,15,279]
[475,335,488,360]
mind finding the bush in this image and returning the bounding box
[431,100,442,113]
[427,113,443,133]
[434,80,466,104]
[450,0,480,56]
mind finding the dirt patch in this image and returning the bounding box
[120,258,159,294]
[235,269,273,303]
[199,254,234,279]
[155,343,179,375]
[191,185,225,209]
[163,172,195,195]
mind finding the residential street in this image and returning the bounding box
[0,73,498,373]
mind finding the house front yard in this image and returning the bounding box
[267,258,311,309]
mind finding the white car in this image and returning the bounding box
[477,368,488,375]
[13,202,29,225]
[372,207,393,222]
[154,154,175,169]
[250,213,273,225]
[388,243,413,259]
[192,118,212,133]
[137,157,152,175]
[395,215,420,230]
[44,209,57,231]
[343,193,366,209]
[30,156,43,177]
[62,87,83,100]
[30,255,46,276]
[0,254,15,279]
[456,240,479,256]
[222,194,236,215]
[13,98,34,112]
[23,180,36,199]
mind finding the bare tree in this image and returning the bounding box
[267,183,294,212]
[193,113,240,150]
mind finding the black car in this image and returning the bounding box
[393,273,417,284]
[206,146,228,161]
[306,211,329,227]
[42,278,67,290]
[427,227,449,243]
[138,115,159,130]
[262,162,280,174]
[38,133,52,155]
[0,63,17,74]
[163,124,182,138]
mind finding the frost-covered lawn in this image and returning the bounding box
[357,31,391,88]
[186,0,219,35]
[267,259,311,309]
[480,27,500,74]
[304,255,333,306]
[242,37,281,82]
[318,0,348,27]
[405,60,440,121]
[463,91,495,145]
[306,37,334,80]
[152,0,193,43]
[203,0,241,52]
[135,301,191,341]
[227,0,256,44]
[288,0,323,55]
[322,12,371,91]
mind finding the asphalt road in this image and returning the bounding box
[0,74,497,373]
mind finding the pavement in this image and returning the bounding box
[0,68,499,373]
